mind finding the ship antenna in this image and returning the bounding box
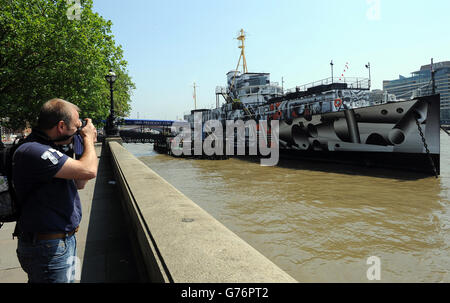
[365,62,371,90]
[230,29,248,91]
[330,60,334,83]
[431,58,436,95]
[193,82,198,110]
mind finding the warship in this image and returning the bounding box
[179,30,440,175]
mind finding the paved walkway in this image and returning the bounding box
[0,144,141,283]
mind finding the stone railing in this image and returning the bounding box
[108,140,297,283]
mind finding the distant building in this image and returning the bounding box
[383,61,450,123]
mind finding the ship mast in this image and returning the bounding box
[230,29,248,91]
[193,82,198,110]
[236,28,248,74]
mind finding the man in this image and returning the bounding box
[13,98,98,283]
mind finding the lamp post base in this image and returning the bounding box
[104,115,120,137]
[105,128,120,137]
[104,136,123,148]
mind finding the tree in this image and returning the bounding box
[0,0,135,130]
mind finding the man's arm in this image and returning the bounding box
[54,119,98,181]
[74,179,89,190]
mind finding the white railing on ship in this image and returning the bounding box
[285,77,370,94]
[217,85,282,97]
[216,86,227,94]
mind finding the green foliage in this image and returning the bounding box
[0,0,135,129]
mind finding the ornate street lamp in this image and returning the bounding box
[104,69,119,136]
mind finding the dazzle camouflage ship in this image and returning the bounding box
[182,30,440,175]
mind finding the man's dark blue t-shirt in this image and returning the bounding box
[12,141,81,233]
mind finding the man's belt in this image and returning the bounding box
[34,226,79,241]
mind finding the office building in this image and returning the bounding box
[383,61,450,123]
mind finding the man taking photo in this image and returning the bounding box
[13,98,98,283]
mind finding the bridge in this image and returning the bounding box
[121,119,175,126]
[117,119,175,143]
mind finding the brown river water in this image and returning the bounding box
[123,131,450,282]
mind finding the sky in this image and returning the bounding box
[91,0,450,120]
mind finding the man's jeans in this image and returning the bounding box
[16,234,77,283]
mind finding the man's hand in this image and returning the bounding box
[55,117,99,181]
[79,118,97,143]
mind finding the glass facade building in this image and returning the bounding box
[383,61,450,123]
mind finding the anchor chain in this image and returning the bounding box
[415,117,438,178]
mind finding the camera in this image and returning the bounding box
[78,119,87,132]
[74,119,87,159]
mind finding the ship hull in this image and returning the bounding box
[276,149,440,175]
[182,95,441,175]
[269,95,441,175]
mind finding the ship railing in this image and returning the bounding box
[237,84,283,96]
[285,77,370,94]
[215,86,228,94]
[238,95,372,120]
[217,85,282,96]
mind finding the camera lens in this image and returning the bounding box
[77,119,87,132]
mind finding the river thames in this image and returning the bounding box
[123,131,450,282]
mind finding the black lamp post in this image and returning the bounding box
[0,117,9,148]
[104,69,119,137]
[0,121,4,148]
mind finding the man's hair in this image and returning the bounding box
[37,99,80,130]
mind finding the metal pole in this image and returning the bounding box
[193,82,197,110]
[0,124,3,148]
[107,81,118,136]
[431,58,436,95]
[110,82,114,117]
[366,62,371,90]
[330,60,334,83]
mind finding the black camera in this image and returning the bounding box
[77,119,87,132]
[74,119,87,159]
